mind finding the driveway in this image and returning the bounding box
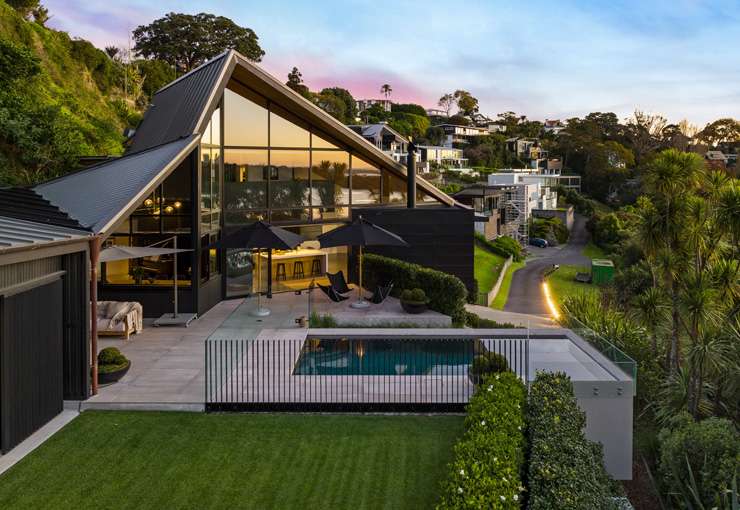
[504,215,591,315]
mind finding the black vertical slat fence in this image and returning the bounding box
[205,337,530,412]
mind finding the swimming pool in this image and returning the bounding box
[293,338,476,376]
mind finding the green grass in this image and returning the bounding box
[0,411,463,510]
[490,260,525,310]
[474,244,506,294]
[547,264,601,308]
[582,242,607,259]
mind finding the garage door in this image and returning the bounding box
[1,279,64,453]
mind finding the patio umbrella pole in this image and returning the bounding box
[350,245,369,309]
[172,236,178,318]
[252,248,270,317]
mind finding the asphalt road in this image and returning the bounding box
[504,215,591,316]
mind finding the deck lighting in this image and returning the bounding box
[542,280,560,320]
[174,201,182,209]
[164,205,174,214]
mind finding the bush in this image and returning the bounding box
[400,288,428,304]
[527,372,614,510]
[309,312,338,328]
[437,372,526,509]
[362,253,468,323]
[658,413,739,508]
[530,217,569,245]
[463,311,516,328]
[475,233,523,262]
[97,347,129,373]
[469,352,510,385]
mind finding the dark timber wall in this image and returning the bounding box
[352,206,475,293]
[62,252,90,400]
[1,279,64,453]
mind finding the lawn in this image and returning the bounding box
[0,411,463,510]
[490,260,525,310]
[547,264,601,309]
[474,244,506,294]
[582,242,607,259]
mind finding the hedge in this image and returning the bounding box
[438,372,527,509]
[526,372,614,510]
[475,233,523,262]
[362,253,468,323]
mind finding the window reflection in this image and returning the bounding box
[269,150,310,208]
[270,105,310,148]
[382,170,407,204]
[224,87,268,147]
[311,151,349,206]
[224,149,268,213]
[351,157,381,205]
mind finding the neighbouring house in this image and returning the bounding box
[348,123,409,165]
[488,171,559,210]
[543,119,566,135]
[425,108,447,117]
[27,50,475,320]
[0,189,91,453]
[437,124,489,148]
[493,166,581,192]
[452,185,508,240]
[356,98,392,114]
[416,145,468,173]
[486,122,507,133]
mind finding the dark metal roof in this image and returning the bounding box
[127,52,232,154]
[0,187,86,230]
[0,216,88,252]
[452,186,504,199]
[35,136,199,235]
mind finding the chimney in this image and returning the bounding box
[406,141,417,208]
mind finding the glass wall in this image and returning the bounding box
[351,157,381,205]
[102,160,193,287]
[201,107,222,282]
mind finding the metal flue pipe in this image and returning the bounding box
[406,141,417,209]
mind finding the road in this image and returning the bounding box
[504,215,591,316]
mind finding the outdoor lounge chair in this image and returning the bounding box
[318,282,349,302]
[366,282,394,304]
[327,271,353,295]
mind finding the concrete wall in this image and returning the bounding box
[532,205,575,231]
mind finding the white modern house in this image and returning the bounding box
[437,124,489,147]
[416,145,467,173]
[488,172,558,211]
[543,119,566,135]
[348,123,409,164]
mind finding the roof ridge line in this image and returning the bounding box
[153,50,233,95]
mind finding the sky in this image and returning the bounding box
[46,0,740,126]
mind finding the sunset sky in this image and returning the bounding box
[46,0,740,126]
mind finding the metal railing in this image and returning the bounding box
[205,337,529,412]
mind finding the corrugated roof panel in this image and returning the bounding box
[0,187,86,230]
[0,216,88,252]
[128,53,232,154]
[35,136,199,234]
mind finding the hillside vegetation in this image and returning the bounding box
[0,1,139,185]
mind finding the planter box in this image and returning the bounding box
[98,361,130,384]
[401,301,427,314]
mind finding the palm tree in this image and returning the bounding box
[632,287,667,356]
[380,84,392,100]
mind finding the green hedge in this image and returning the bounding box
[527,372,614,510]
[362,253,468,323]
[438,372,527,509]
[475,233,523,262]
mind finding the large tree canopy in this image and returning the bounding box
[133,12,264,73]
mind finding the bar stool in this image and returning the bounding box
[293,261,305,279]
[310,258,322,277]
[275,263,287,281]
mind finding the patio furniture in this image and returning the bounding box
[318,216,408,309]
[317,283,349,302]
[96,301,143,340]
[327,271,353,295]
[276,263,287,281]
[366,282,394,305]
[293,260,305,279]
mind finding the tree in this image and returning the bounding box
[315,93,347,123]
[380,83,392,100]
[31,4,49,26]
[104,46,120,60]
[697,118,740,146]
[133,12,264,74]
[318,87,356,123]
[453,90,478,117]
[286,67,310,98]
[7,0,39,19]
[438,93,455,117]
[391,103,427,117]
[135,58,176,100]
[625,110,667,165]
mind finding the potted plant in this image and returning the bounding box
[400,288,429,314]
[97,347,131,384]
[129,264,147,285]
[468,351,509,385]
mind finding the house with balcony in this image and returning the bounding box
[437,124,489,148]
[348,123,409,165]
[416,145,468,173]
[356,98,392,114]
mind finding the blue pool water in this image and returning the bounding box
[293,338,475,376]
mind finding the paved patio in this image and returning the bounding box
[85,290,450,407]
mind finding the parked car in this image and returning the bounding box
[529,237,548,248]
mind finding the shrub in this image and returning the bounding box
[362,253,468,323]
[527,371,614,510]
[400,288,428,304]
[438,372,527,509]
[469,352,510,385]
[475,232,523,262]
[530,217,569,245]
[309,312,338,328]
[658,413,739,508]
[97,347,129,373]
[463,311,516,328]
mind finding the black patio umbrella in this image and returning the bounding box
[317,216,408,308]
[213,221,305,316]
